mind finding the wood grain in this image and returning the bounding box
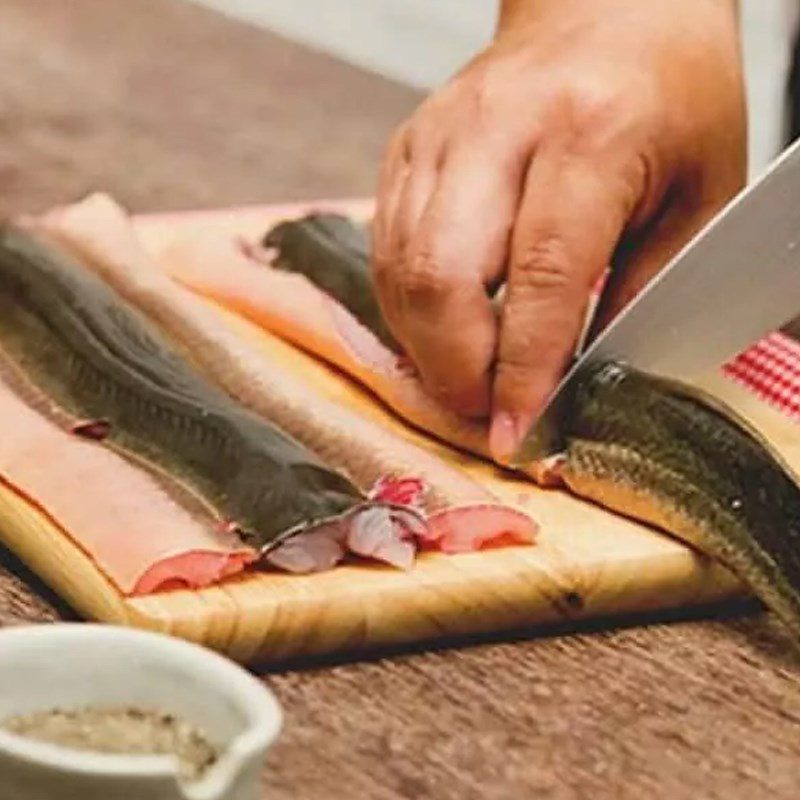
[2,201,795,665]
[2,3,800,798]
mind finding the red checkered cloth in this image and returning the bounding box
[724,332,800,421]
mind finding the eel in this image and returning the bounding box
[170,211,800,637]
[0,224,370,559]
[165,216,492,466]
[558,361,800,640]
[0,369,253,595]
[33,195,537,560]
[36,198,491,507]
[264,213,398,351]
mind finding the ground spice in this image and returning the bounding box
[2,706,218,781]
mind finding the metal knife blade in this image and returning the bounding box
[513,135,800,465]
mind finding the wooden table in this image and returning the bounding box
[1,2,799,797]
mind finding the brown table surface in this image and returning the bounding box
[2,1,800,798]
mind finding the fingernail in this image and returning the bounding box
[489,412,520,464]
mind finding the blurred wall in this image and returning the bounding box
[191,0,798,175]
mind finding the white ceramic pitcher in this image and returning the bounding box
[0,624,282,800]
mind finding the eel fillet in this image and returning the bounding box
[265,213,398,350]
[165,215,559,485]
[165,230,490,460]
[33,195,537,561]
[0,224,363,554]
[0,371,254,595]
[166,211,800,640]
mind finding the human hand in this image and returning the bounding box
[371,0,745,462]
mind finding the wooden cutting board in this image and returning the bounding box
[1,199,796,666]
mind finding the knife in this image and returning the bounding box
[513,135,800,465]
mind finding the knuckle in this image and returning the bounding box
[371,248,394,286]
[383,122,413,165]
[572,85,624,126]
[429,376,488,419]
[470,72,502,122]
[397,251,459,308]
[493,357,545,412]
[500,323,564,368]
[496,351,534,381]
[391,121,412,150]
[495,333,568,400]
[566,93,618,146]
[547,80,649,155]
[514,235,573,293]
[407,126,447,170]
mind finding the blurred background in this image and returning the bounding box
[189,0,800,177]
[2,1,796,218]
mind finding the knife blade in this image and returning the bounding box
[513,135,800,465]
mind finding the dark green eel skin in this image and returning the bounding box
[265,214,800,639]
[263,213,399,351]
[0,225,361,549]
[559,361,800,639]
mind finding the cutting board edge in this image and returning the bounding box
[0,465,744,665]
[0,199,777,665]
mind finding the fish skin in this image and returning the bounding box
[0,366,254,596]
[264,213,399,351]
[166,231,491,463]
[37,193,495,512]
[0,224,361,548]
[560,361,800,640]
[226,213,800,632]
[252,211,800,636]
[234,214,562,484]
[13,195,540,580]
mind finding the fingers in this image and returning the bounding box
[374,135,525,417]
[490,149,633,462]
[394,135,442,253]
[372,126,413,341]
